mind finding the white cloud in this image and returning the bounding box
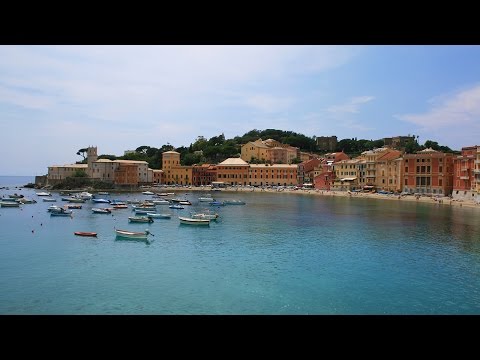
[245,94,296,113]
[0,45,362,174]
[327,96,375,114]
[397,85,480,128]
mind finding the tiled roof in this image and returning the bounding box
[218,158,249,166]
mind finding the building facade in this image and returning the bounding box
[403,148,454,195]
[316,136,337,152]
[452,146,478,201]
[249,164,297,186]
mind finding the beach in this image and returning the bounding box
[152,185,480,210]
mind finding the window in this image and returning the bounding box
[439,166,443,172]
[439,179,443,186]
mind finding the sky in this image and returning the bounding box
[1,45,480,176]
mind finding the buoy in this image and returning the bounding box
[32,230,34,233]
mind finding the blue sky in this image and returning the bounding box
[1,45,480,176]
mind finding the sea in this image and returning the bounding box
[1,175,480,314]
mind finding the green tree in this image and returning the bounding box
[73,169,88,177]
[76,148,88,160]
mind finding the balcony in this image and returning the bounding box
[474,169,480,174]
[460,176,470,180]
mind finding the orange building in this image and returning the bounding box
[114,163,139,185]
[403,148,454,196]
[452,146,478,200]
[216,158,250,185]
[249,164,297,186]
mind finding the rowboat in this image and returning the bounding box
[178,216,210,226]
[115,229,151,240]
[74,232,97,237]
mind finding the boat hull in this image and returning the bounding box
[74,232,97,237]
[178,216,210,225]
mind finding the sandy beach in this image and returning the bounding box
[153,185,480,210]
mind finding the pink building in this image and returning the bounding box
[452,146,478,201]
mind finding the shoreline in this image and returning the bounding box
[19,184,480,210]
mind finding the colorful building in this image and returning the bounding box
[192,164,217,186]
[216,158,250,185]
[452,146,478,201]
[297,158,322,185]
[403,148,454,195]
[249,164,297,186]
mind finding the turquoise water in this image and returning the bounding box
[1,177,480,314]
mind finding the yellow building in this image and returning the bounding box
[332,159,365,191]
[241,139,270,163]
[241,138,299,164]
[375,150,403,192]
[162,151,181,184]
[249,164,297,186]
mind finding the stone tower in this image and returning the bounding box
[86,146,98,177]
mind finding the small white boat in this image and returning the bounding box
[191,211,219,220]
[169,204,184,209]
[98,192,110,195]
[179,200,192,205]
[92,198,110,203]
[0,201,20,207]
[92,208,111,214]
[152,199,170,205]
[146,212,171,219]
[68,197,86,203]
[18,198,37,204]
[78,192,93,200]
[50,208,73,216]
[115,229,151,240]
[142,191,155,195]
[178,216,210,225]
[36,192,51,196]
[198,197,214,202]
[43,197,57,202]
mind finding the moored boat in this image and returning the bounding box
[146,212,171,219]
[191,211,219,220]
[74,232,97,237]
[0,201,20,207]
[66,204,82,209]
[178,216,210,225]
[128,216,154,223]
[92,208,111,214]
[92,198,110,203]
[169,204,184,209]
[115,228,151,240]
[43,197,57,202]
[36,192,51,196]
[223,199,246,205]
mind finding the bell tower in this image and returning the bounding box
[87,146,98,176]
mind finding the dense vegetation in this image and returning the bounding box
[75,130,458,170]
